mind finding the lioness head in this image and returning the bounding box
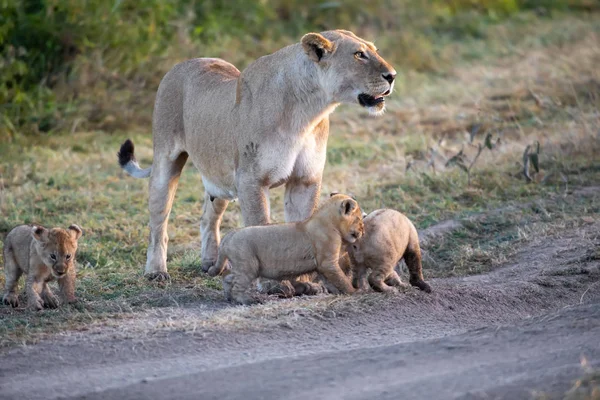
[32,225,83,278]
[327,194,365,244]
[301,29,396,115]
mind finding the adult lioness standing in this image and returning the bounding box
[118,30,396,281]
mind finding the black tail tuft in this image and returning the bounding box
[117,139,135,167]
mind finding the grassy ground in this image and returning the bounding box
[0,11,599,347]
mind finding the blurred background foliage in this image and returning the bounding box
[0,0,596,137]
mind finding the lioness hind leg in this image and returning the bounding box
[2,256,22,308]
[145,152,188,281]
[200,195,229,273]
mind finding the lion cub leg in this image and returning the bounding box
[41,282,60,309]
[227,258,260,305]
[317,264,355,295]
[352,264,370,291]
[2,254,22,308]
[404,245,432,293]
[384,270,409,289]
[58,269,78,304]
[26,276,46,311]
[368,267,398,293]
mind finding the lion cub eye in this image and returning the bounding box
[50,254,57,261]
[66,254,72,260]
[354,51,367,60]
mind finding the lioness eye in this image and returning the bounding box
[66,254,72,260]
[354,51,367,59]
[50,254,57,261]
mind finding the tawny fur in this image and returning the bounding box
[347,209,432,293]
[208,194,364,305]
[2,224,83,311]
[116,30,395,282]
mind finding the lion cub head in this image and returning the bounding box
[32,225,83,278]
[301,29,396,116]
[323,193,364,244]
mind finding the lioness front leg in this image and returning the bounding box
[200,194,229,273]
[26,277,45,311]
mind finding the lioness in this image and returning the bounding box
[117,30,395,281]
[2,224,83,310]
[347,209,432,293]
[207,194,364,305]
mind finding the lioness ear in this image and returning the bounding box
[301,33,334,62]
[340,199,357,215]
[68,224,83,240]
[31,225,48,242]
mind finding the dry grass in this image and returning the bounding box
[0,13,599,347]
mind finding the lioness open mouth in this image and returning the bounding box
[358,93,385,108]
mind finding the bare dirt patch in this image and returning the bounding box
[1,218,598,399]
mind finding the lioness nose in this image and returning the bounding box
[383,72,396,84]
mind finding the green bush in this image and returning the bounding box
[0,0,579,137]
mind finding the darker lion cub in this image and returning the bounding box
[347,209,432,293]
[2,224,83,310]
[208,194,364,305]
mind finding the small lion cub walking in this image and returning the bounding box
[208,194,365,305]
[2,224,83,310]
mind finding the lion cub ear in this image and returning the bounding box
[301,33,334,62]
[31,225,48,242]
[340,198,357,216]
[68,224,83,240]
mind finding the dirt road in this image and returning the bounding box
[1,222,599,400]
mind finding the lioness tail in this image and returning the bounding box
[117,139,152,178]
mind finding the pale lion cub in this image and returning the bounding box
[2,224,83,310]
[347,209,432,293]
[208,194,364,305]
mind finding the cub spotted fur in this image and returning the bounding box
[208,194,364,305]
[347,209,432,293]
[2,224,83,310]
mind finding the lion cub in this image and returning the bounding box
[208,194,364,305]
[2,224,83,310]
[347,209,432,293]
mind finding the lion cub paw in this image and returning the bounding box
[29,297,45,311]
[2,293,19,308]
[43,293,60,309]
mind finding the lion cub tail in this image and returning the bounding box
[117,139,152,178]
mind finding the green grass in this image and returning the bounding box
[1,11,599,348]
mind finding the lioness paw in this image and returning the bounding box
[145,271,171,282]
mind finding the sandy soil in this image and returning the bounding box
[0,220,599,400]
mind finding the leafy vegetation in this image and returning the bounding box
[1,0,596,136]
